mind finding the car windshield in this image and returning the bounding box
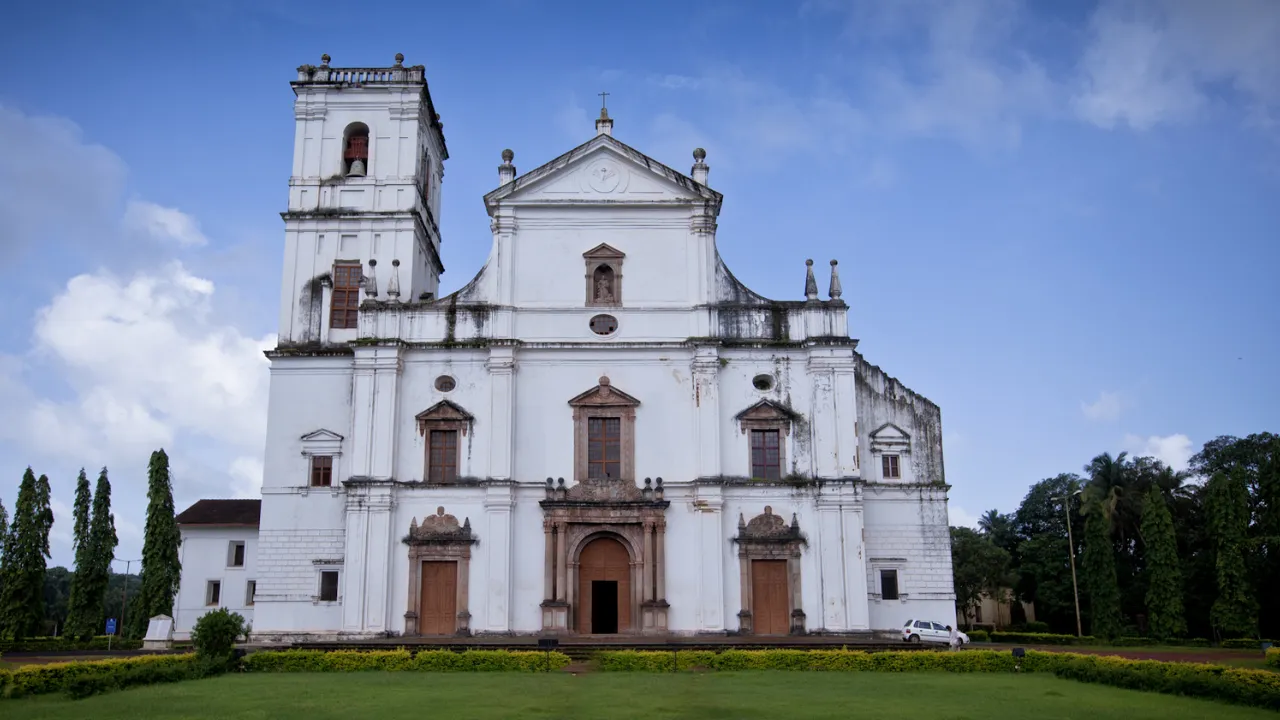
[903,620,913,627]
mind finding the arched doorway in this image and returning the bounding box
[576,536,631,634]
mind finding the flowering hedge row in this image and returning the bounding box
[0,653,198,699]
[241,649,570,673]
[595,649,1280,711]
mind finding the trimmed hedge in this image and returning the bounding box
[595,650,1280,711]
[1266,647,1279,670]
[0,636,143,653]
[966,630,989,643]
[242,649,570,673]
[1221,638,1275,650]
[0,653,198,699]
[989,632,1099,645]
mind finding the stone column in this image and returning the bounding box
[483,483,514,633]
[363,485,394,632]
[643,522,654,603]
[843,503,870,630]
[555,522,568,602]
[655,521,666,602]
[341,489,369,632]
[833,368,859,478]
[543,520,555,601]
[487,347,516,481]
[696,485,725,631]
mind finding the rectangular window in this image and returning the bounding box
[750,429,782,480]
[310,455,333,487]
[206,580,221,607]
[587,417,621,479]
[428,430,459,483]
[882,454,901,480]
[330,263,362,329]
[881,569,899,600]
[228,541,245,568]
[319,571,339,602]
[245,580,256,607]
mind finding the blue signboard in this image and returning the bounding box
[105,618,116,635]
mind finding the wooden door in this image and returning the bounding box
[419,560,457,635]
[751,559,789,635]
[576,537,631,634]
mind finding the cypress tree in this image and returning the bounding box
[130,450,182,637]
[1140,485,1186,639]
[1082,507,1123,638]
[0,468,54,640]
[0,497,8,591]
[85,468,118,638]
[64,470,95,638]
[1206,469,1256,638]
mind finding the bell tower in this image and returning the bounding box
[276,53,449,345]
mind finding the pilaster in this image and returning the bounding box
[351,345,403,480]
[694,484,725,631]
[691,345,722,479]
[483,483,514,633]
[487,346,516,481]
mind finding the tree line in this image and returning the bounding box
[951,432,1279,640]
[0,449,184,640]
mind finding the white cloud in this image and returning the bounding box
[1081,391,1123,422]
[123,200,209,247]
[1124,432,1194,471]
[949,505,980,529]
[1074,0,1280,130]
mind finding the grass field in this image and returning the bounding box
[4,672,1278,719]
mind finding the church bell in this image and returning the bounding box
[348,158,366,176]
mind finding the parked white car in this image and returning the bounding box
[902,618,969,645]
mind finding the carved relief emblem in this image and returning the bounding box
[585,159,624,193]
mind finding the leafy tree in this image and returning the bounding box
[0,468,54,640]
[1011,474,1083,633]
[0,497,8,567]
[191,607,247,662]
[68,468,118,640]
[1082,505,1123,638]
[130,450,182,637]
[1205,469,1257,638]
[1140,485,1185,639]
[977,509,1018,555]
[63,469,95,638]
[42,566,72,635]
[951,526,1012,628]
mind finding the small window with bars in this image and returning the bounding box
[428,430,459,483]
[330,264,362,329]
[750,429,782,480]
[310,455,333,487]
[587,417,621,479]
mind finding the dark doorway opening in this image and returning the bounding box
[591,580,619,633]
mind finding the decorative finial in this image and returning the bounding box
[595,96,615,137]
[501,148,514,163]
[321,54,331,67]
[436,506,445,516]
[804,259,818,301]
[394,53,404,67]
[791,512,800,528]
[599,90,610,110]
[364,259,378,298]
[599,375,611,386]
[828,259,842,300]
[693,148,706,161]
[498,149,517,185]
[387,259,401,301]
[692,148,710,185]
[764,505,773,515]
[738,512,746,528]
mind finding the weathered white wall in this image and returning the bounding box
[174,527,258,639]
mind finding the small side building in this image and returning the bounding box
[174,499,261,639]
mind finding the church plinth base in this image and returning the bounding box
[641,600,670,634]
[541,600,569,632]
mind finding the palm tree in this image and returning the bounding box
[1083,452,1140,541]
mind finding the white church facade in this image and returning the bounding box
[174,54,957,641]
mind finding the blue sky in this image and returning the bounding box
[1,0,1277,567]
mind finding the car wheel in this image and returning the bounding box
[909,634,921,644]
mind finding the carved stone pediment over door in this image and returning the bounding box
[403,507,477,636]
[734,506,807,635]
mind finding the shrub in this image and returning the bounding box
[0,636,143,653]
[1185,638,1211,647]
[240,649,570,673]
[989,631,1097,645]
[1266,647,1279,670]
[1,653,198,699]
[1111,637,1160,647]
[966,630,990,643]
[1221,638,1273,650]
[1021,621,1052,633]
[190,608,247,664]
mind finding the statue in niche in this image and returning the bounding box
[593,265,616,303]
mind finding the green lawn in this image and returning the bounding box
[4,672,1277,719]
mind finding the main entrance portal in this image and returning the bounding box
[577,536,630,634]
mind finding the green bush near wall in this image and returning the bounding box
[595,650,1280,711]
[966,630,990,642]
[241,649,571,673]
[1220,638,1276,650]
[988,632,1100,645]
[0,654,198,699]
[1265,647,1279,670]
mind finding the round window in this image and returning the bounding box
[589,314,618,336]
[434,375,456,392]
[752,374,774,391]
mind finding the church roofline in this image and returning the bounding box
[482,134,722,214]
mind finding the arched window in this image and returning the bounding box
[592,264,616,304]
[343,123,370,176]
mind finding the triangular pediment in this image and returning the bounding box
[484,135,722,212]
[583,243,626,260]
[869,423,910,441]
[300,428,344,442]
[734,399,800,423]
[567,377,641,408]
[415,399,475,423]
